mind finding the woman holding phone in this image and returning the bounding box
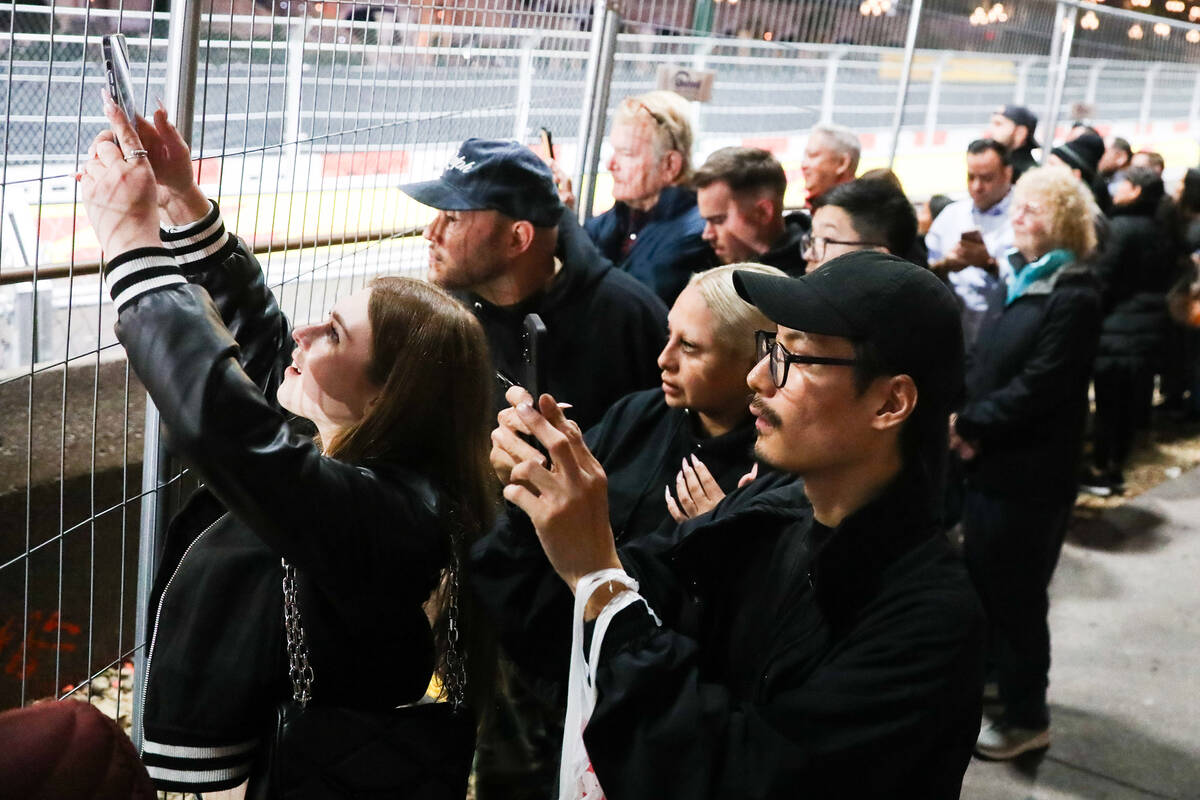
[79,95,496,797]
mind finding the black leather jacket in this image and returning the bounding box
[108,204,450,793]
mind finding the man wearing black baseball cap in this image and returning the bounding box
[400,138,667,431]
[404,139,669,800]
[474,251,986,797]
[987,105,1039,179]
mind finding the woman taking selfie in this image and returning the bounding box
[79,97,496,798]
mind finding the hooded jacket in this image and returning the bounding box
[585,185,716,305]
[459,209,668,431]
[472,470,985,798]
[757,211,810,277]
[107,205,452,793]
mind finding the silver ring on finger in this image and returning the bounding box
[123,149,149,161]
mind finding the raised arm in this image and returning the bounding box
[80,96,444,592]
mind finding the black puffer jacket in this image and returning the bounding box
[108,205,454,794]
[1092,191,1179,373]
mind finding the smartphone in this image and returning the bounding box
[522,313,547,402]
[539,127,555,161]
[102,34,138,124]
[960,230,984,245]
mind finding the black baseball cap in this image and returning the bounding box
[733,251,964,405]
[400,138,564,227]
[997,104,1039,149]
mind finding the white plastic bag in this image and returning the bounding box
[558,569,653,800]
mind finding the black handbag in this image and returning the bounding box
[248,559,475,800]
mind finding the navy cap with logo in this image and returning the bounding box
[733,251,964,407]
[998,104,1039,149]
[400,138,564,227]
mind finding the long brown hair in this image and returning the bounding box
[326,276,498,719]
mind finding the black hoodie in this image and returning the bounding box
[458,209,668,431]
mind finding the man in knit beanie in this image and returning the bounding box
[1051,129,1110,213]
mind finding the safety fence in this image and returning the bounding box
[2,0,1199,749]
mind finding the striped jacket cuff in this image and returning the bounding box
[141,735,259,792]
[103,248,185,313]
[159,199,238,270]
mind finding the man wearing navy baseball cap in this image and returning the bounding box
[403,139,669,800]
[401,138,667,432]
[475,250,986,796]
[986,105,1039,179]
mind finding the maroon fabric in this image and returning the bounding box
[0,700,156,800]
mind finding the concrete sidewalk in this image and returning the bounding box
[961,467,1200,799]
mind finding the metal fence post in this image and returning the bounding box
[512,34,542,142]
[130,0,203,753]
[576,0,621,224]
[819,49,843,126]
[1139,63,1163,135]
[1041,1,1077,158]
[888,0,924,168]
[924,51,949,146]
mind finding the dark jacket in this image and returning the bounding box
[956,255,1103,502]
[585,388,762,543]
[1092,192,1178,373]
[758,211,809,277]
[472,472,985,798]
[1010,146,1037,181]
[110,205,451,793]
[585,185,716,305]
[461,210,668,431]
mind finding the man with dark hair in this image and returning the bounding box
[693,146,808,275]
[1132,149,1165,176]
[474,251,985,797]
[926,138,1015,347]
[403,139,669,800]
[1098,136,1133,181]
[804,178,918,268]
[401,138,667,431]
[986,105,1039,179]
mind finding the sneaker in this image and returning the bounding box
[1080,468,1113,497]
[975,718,1050,760]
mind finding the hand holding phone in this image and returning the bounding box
[102,34,138,129]
[522,313,547,403]
[959,230,984,245]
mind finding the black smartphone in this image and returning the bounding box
[102,34,138,125]
[522,313,547,402]
[539,127,555,161]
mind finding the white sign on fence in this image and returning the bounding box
[657,65,716,102]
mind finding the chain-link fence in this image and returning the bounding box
[2,0,1199,750]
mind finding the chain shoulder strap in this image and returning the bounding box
[281,558,314,707]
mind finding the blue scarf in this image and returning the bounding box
[1005,248,1075,306]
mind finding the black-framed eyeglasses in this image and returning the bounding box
[800,233,886,263]
[634,101,681,153]
[755,330,858,388]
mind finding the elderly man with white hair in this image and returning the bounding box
[800,122,861,208]
[583,90,716,305]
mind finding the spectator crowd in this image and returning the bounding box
[11,86,1200,800]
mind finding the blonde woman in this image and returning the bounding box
[951,166,1103,760]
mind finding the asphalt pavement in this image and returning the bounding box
[961,466,1200,799]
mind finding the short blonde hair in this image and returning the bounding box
[615,90,694,181]
[1014,165,1099,259]
[686,262,787,361]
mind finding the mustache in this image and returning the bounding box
[751,395,782,428]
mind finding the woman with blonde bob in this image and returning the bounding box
[951,166,1103,761]
[79,98,495,798]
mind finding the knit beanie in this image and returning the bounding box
[1052,130,1105,183]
